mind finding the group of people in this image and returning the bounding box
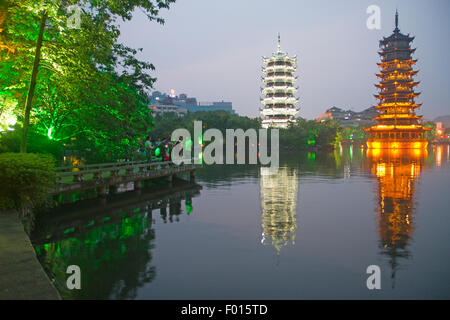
[142,136,182,162]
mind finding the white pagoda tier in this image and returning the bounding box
[260,34,299,129]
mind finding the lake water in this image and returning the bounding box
[31,145,450,299]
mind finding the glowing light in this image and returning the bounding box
[372,142,381,149]
[376,163,386,177]
[47,127,54,140]
[0,110,17,132]
[413,142,422,149]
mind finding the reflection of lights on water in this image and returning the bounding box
[368,148,425,287]
[344,164,350,180]
[376,163,386,177]
[436,145,442,167]
[259,167,298,254]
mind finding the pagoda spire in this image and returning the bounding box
[395,9,399,30]
[277,33,281,52]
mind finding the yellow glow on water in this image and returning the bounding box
[390,148,400,157]
[372,142,381,149]
[436,145,442,167]
[376,163,386,177]
[413,148,422,158]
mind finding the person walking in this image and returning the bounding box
[145,136,154,162]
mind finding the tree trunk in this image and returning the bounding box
[20,11,47,153]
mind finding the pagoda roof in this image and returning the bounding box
[374,92,420,98]
[374,103,422,109]
[374,114,421,120]
[376,70,418,77]
[263,34,297,62]
[380,30,414,45]
[379,48,416,56]
[376,80,420,86]
[377,60,417,67]
[379,11,415,46]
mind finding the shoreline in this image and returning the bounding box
[0,211,60,300]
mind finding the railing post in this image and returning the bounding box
[167,174,173,186]
[97,186,107,197]
[93,171,102,181]
[134,180,143,191]
[109,185,118,194]
[73,172,83,182]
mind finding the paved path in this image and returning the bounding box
[0,212,60,300]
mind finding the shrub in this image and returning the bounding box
[0,153,56,212]
[0,127,64,161]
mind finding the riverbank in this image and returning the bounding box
[0,211,60,300]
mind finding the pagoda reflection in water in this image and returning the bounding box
[367,148,427,287]
[259,167,298,254]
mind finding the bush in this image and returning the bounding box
[0,127,64,161]
[0,153,56,212]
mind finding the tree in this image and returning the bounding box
[0,0,175,153]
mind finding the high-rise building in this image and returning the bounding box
[260,34,299,128]
[365,11,430,149]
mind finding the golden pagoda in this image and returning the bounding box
[366,11,430,149]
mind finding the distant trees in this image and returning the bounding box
[150,111,260,140]
[151,112,344,151]
[279,118,341,150]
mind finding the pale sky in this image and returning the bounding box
[119,0,450,120]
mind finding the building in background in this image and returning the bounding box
[365,11,430,149]
[150,104,187,117]
[149,90,235,115]
[260,34,299,128]
[433,115,450,129]
[316,106,377,126]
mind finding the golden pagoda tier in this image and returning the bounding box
[365,11,430,149]
[260,34,299,129]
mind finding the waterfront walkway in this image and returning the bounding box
[53,160,200,195]
[0,212,60,300]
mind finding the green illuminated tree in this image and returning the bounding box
[0,0,175,153]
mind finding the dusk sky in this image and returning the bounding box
[118,0,450,120]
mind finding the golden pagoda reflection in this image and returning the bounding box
[259,167,298,255]
[367,148,427,288]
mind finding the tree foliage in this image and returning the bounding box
[0,0,175,156]
[279,118,341,150]
[0,152,55,211]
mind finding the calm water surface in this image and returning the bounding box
[31,145,450,299]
